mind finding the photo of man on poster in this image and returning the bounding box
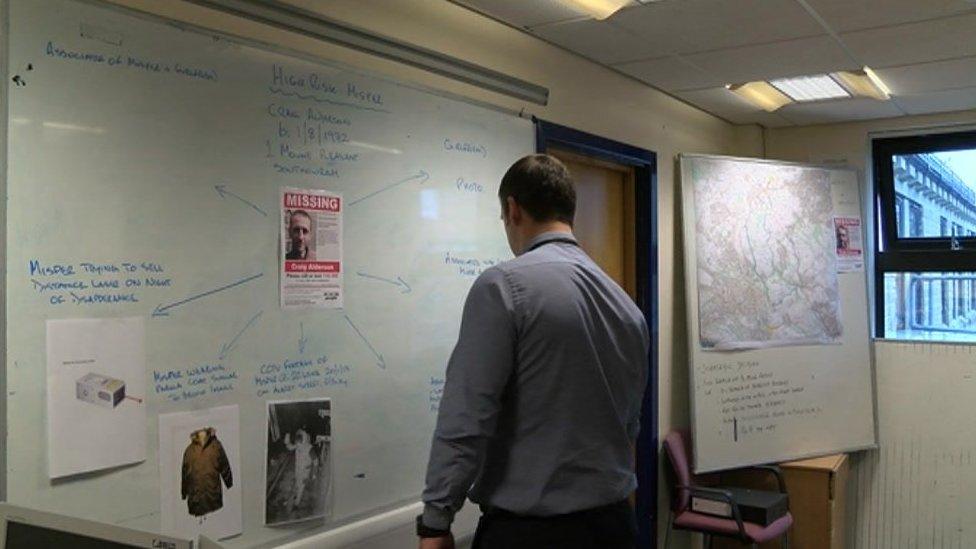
[285,210,315,261]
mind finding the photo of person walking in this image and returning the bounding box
[265,398,332,525]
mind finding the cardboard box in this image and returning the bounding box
[75,372,126,409]
[692,487,789,526]
[712,454,848,549]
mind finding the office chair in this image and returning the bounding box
[662,430,792,549]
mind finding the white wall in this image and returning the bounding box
[765,110,976,168]
[764,108,976,548]
[89,1,750,547]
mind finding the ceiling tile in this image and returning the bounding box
[674,88,796,127]
[614,55,728,91]
[840,13,976,68]
[895,87,976,116]
[875,57,976,95]
[804,0,975,33]
[684,36,855,85]
[777,98,904,125]
[612,0,823,56]
[452,0,585,28]
[532,18,672,64]
[454,0,976,126]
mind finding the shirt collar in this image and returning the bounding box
[522,231,577,254]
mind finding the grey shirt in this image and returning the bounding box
[422,231,650,530]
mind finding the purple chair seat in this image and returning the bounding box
[674,511,793,543]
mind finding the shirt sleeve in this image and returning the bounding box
[421,266,517,530]
[627,319,651,441]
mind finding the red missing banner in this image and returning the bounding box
[283,192,341,212]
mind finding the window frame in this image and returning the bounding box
[873,129,976,338]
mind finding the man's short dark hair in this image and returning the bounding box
[498,154,576,225]
[290,210,311,224]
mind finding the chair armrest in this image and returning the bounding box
[745,465,787,494]
[677,484,748,541]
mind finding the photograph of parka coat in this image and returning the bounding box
[181,427,233,517]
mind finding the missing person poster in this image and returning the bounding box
[834,216,863,272]
[281,188,343,309]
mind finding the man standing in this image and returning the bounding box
[286,210,314,260]
[418,154,649,549]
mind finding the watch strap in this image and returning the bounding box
[416,514,451,538]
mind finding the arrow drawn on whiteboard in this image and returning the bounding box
[355,270,412,293]
[299,322,308,355]
[344,314,386,369]
[152,273,264,318]
[218,310,263,360]
[215,185,268,217]
[348,170,430,206]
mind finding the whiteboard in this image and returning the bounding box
[3,0,533,545]
[680,154,877,473]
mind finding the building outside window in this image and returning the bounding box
[908,202,922,236]
[875,130,976,342]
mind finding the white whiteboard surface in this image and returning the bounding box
[680,154,877,473]
[4,0,533,545]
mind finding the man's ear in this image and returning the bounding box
[506,196,521,225]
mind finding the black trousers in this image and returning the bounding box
[471,500,637,549]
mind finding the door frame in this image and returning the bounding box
[535,120,659,548]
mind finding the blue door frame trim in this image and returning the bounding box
[535,119,659,548]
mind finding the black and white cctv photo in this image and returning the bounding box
[265,398,333,526]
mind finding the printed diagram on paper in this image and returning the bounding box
[691,159,842,350]
[46,317,146,478]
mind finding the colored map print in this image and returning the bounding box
[691,158,842,350]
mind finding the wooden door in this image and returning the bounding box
[550,149,637,299]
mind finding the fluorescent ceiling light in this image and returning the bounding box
[769,74,850,101]
[864,67,891,97]
[833,67,891,100]
[558,0,632,20]
[727,66,892,111]
[727,81,793,112]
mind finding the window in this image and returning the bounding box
[895,194,908,236]
[874,130,976,342]
[907,201,923,236]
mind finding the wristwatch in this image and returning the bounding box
[416,514,451,538]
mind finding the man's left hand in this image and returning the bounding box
[419,533,455,549]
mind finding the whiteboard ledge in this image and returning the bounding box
[692,441,879,475]
[275,502,422,549]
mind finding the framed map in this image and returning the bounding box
[688,156,842,350]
